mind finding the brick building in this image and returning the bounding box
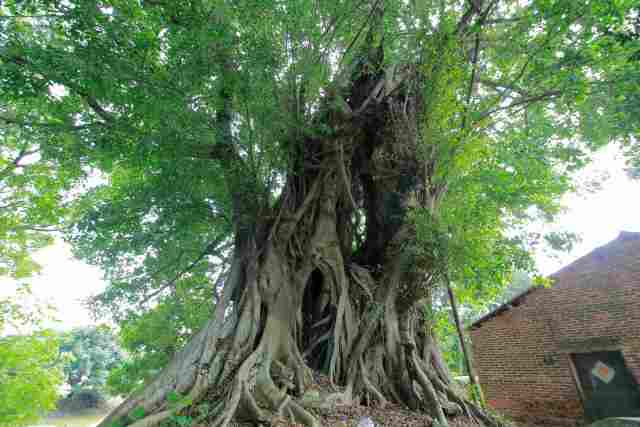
[469,231,640,423]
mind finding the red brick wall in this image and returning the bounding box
[470,233,640,422]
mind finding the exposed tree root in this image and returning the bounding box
[97,188,501,427]
[99,232,498,427]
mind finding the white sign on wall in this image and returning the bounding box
[591,361,615,384]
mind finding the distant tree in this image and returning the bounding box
[0,287,64,426]
[59,326,124,407]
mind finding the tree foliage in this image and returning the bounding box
[1,0,639,426]
[2,0,636,318]
[107,294,211,396]
[0,287,64,426]
[434,270,533,375]
[59,326,124,400]
[0,119,75,278]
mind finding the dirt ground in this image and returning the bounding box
[265,402,494,427]
[266,371,493,427]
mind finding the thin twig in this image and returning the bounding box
[477,90,562,120]
[139,238,228,305]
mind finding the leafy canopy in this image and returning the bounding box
[0,0,638,373]
[0,120,77,278]
[59,326,124,398]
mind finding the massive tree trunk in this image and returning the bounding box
[99,26,494,427]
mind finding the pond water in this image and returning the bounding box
[31,410,107,427]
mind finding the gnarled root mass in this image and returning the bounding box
[99,45,499,427]
[99,176,497,427]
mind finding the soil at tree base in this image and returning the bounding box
[317,403,476,427]
[223,373,487,427]
[231,404,477,427]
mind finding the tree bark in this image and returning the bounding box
[98,27,499,427]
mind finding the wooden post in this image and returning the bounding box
[446,276,484,405]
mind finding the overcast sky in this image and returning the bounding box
[1,145,639,330]
[533,144,640,273]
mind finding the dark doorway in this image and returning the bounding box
[570,351,640,421]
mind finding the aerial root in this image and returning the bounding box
[203,343,264,427]
[359,360,387,405]
[206,353,321,427]
[416,357,501,427]
[208,377,243,427]
[240,384,267,422]
[419,361,464,416]
[276,394,291,415]
[114,339,495,427]
[409,350,448,427]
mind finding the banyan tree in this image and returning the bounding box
[2,0,638,426]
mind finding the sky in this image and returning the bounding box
[1,145,639,330]
[0,243,104,331]
[533,144,640,274]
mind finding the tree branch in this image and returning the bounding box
[479,79,529,96]
[456,0,484,35]
[477,90,562,120]
[1,54,117,124]
[80,92,116,123]
[338,0,383,69]
[0,146,40,180]
[0,14,66,20]
[460,33,481,134]
[0,114,104,130]
[483,17,524,25]
[139,238,230,306]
